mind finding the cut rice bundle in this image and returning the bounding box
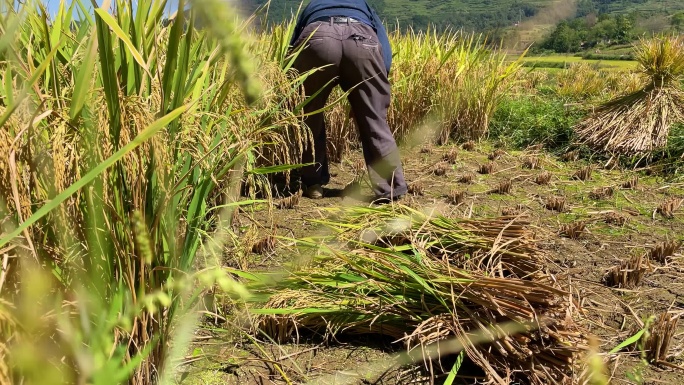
[247,205,585,385]
[575,36,684,154]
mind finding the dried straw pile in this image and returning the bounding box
[247,205,585,384]
[575,36,684,154]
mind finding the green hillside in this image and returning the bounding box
[250,0,684,43]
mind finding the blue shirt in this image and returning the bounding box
[289,0,393,74]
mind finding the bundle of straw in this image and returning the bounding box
[246,205,585,384]
[575,35,684,154]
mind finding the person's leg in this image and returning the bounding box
[291,22,342,194]
[339,24,407,200]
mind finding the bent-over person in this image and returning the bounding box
[289,0,408,203]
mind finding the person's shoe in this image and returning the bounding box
[371,194,403,206]
[304,184,323,199]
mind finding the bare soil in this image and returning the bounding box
[178,142,684,385]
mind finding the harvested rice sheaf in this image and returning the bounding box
[248,205,586,385]
[575,36,684,154]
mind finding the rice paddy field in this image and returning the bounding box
[521,55,638,71]
[1,1,684,385]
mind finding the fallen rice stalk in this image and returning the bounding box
[246,205,585,385]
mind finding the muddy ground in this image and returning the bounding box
[177,142,684,384]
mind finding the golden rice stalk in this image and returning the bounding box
[458,173,475,184]
[573,165,593,181]
[535,171,552,185]
[649,240,682,264]
[560,221,586,239]
[603,212,628,226]
[603,253,649,288]
[276,190,302,209]
[545,196,566,212]
[408,181,425,196]
[446,189,466,205]
[478,162,495,175]
[432,162,449,176]
[644,312,681,363]
[522,156,540,170]
[621,175,639,189]
[656,198,683,218]
[442,148,459,164]
[487,148,505,161]
[589,186,614,200]
[462,140,476,151]
[488,179,512,195]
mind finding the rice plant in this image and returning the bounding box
[0,0,309,383]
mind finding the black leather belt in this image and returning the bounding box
[313,16,361,24]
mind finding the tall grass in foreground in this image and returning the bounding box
[0,0,311,383]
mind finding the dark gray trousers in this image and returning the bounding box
[292,20,408,200]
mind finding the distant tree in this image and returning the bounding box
[672,12,684,32]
